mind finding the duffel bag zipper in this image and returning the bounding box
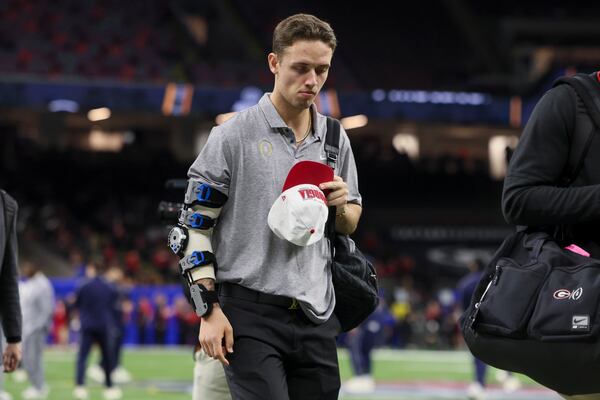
[469,265,502,329]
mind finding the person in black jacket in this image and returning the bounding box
[502,71,600,400]
[503,72,600,259]
[0,190,22,374]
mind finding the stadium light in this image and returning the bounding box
[393,133,419,160]
[340,114,368,130]
[89,127,123,152]
[87,107,111,122]
[48,99,80,113]
[489,135,519,180]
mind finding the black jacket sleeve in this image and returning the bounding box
[0,194,21,343]
[502,84,600,226]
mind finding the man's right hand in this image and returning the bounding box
[199,305,234,366]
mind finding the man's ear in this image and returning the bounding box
[268,52,279,75]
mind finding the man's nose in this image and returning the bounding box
[305,70,317,86]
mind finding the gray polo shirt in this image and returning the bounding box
[188,93,362,323]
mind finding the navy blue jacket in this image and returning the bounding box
[75,277,118,332]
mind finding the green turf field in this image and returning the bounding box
[3,347,551,400]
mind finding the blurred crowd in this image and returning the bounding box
[6,0,581,92]
[39,228,471,352]
[51,272,203,348]
[45,267,467,351]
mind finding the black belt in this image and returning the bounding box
[218,283,299,310]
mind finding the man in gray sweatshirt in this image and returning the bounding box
[19,261,54,399]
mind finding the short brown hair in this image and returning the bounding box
[272,14,337,56]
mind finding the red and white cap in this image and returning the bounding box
[268,161,334,246]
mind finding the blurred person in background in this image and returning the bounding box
[70,249,87,278]
[174,296,201,346]
[17,261,54,399]
[104,266,130,384]
[0,189,22,400]
[87,266,132,386]
[153,293,171,345]
[389,281,413,348]
[343,298,394,395]
[72,262,121,400]
[50,299,69,345]
[456,259,520,400]
[135,296,154,345]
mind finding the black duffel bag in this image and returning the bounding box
[462,230,600,395]
[461,73,600,395]
[324,117,379,332]
[329,233,378,332]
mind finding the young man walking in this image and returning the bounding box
[175,13,362,400]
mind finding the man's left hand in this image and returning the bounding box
[320,176,348,208]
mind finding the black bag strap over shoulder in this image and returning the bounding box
[324,117,340,170]
[324,117,341,240]
[553,73,600,186]
[322,117,379,332]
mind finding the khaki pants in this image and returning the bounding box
[561,394,600,399]
[192,348,232,400]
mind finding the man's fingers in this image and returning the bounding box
[327,190,348,202]
[3,355,16,372]
[320,182,343,191]
[225,327,234,354]
[327,191,348,208]
[202,336,230,365]
[214,345,230,366]
[320,176,345,190]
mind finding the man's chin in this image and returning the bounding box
[293,99,313,109]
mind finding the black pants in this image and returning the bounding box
[219,284,341,400]
[99,327,123,372]
[76,328,113,387]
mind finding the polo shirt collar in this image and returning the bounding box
[258,93,323,140]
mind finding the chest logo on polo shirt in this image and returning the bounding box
[258,139,273,158]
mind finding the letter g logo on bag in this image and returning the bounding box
[553,289,572,299]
